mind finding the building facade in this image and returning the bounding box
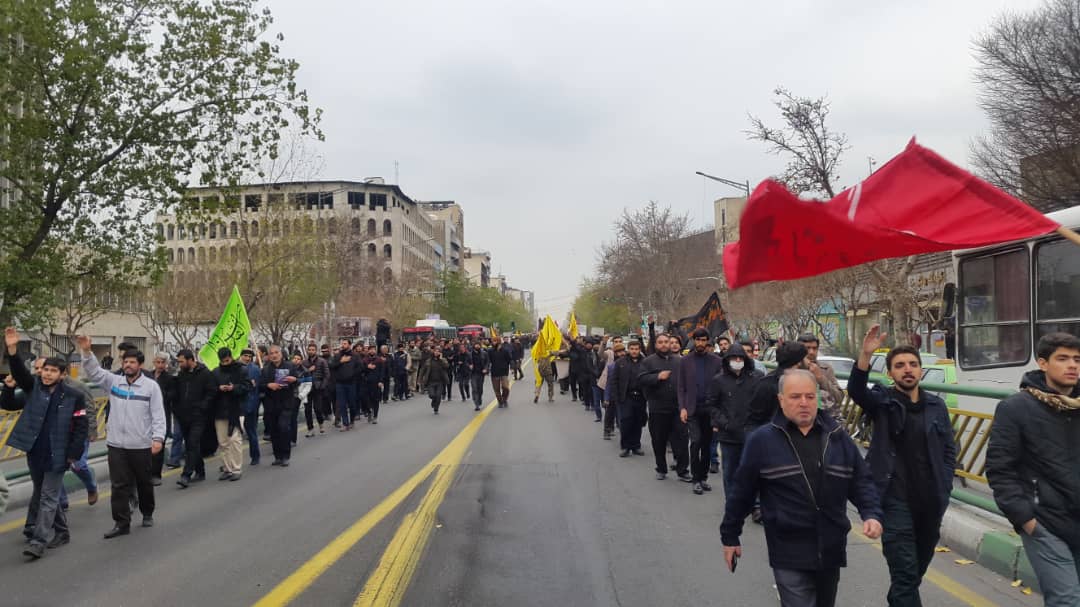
[462,248,491,288]
[419,202,464,273]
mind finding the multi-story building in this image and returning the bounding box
[419,201,464,273]
[462,248,491,288]
[156,180,442,287]
[713,196,748,252]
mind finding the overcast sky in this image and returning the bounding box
[263,0,1041,323]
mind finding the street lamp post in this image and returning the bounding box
[695,171,751,197]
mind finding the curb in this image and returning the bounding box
[6,456,112,513]
[938,499,1039,593]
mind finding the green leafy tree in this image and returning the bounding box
[0,0,321,327]
[571,281,637,334]
[434,271,530,331]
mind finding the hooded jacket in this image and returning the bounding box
[987,370,1080,550]
[707,344,765,444]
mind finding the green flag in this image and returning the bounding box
[199,285,251,370]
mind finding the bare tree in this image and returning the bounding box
[747,87,850,198]
[972,0,1080,212]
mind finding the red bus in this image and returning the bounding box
[457,324,489,340]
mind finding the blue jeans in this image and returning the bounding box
[167,416,185,466]
[592,385,604,420]
[1020,523,1080,607]
[243,407,261,463]
[719,442,743,499]
[336,383,357,427]
[710,436,719,465]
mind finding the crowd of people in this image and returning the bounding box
[3,319,1079,607]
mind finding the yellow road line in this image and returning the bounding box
[253,397,503,607]
[354,464,456,607]
[853,531,998,607]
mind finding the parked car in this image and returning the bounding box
[921,363,959,408]
[817,355,855,389]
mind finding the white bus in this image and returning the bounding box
[952,205,1080,392]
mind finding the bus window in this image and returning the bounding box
[958,249,1030,368]
[1035,238,1080,340]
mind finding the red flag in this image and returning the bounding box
[722,139,1061,289]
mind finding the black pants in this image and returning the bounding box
[470,374,486,407]
[688,411,715,483]
[382,379,391,403]
[458,376,470,400]
[773,567,840,607]
[429,383,444,411]
[882,494,942,606]
[394,373,408,400]
[577,376,595,410]
[305,389,327,430]
[603,398,617,434]
[108,446,154,527]
[178,415,205,478]
[444,382,452,399]
[362,384,381,419]
[265,404,293,461]
[648,409,688,475]
[150,401,173,478]
[618,394,647,450]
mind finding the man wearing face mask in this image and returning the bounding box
[638,333,690,481]
[706,342,763,500]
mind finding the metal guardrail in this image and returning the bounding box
[765,362,1015,485]
[0,396,110,462]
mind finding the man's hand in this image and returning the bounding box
[3,375,15,388]
[723,545,742,572]
[1022,519,1037,535]
[713,427,719,433]
[267,383,281,391]
[658,370,671,381]
[4,327,19,354]
[75,334,92,353]
[808,361,826,383]
[680,409,688,423]
[341,354,352,362]
[378,383,384,389]
[151,440,163,455]
[862,325,888,357]
[283,376,297,384]
[863,518,883,539]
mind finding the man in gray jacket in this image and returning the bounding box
[76,334,166,539]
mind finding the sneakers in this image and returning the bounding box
[751,507,764,525]
[229,473,242,482]
[280,459,290,467]
[46,534,70,549]
[250,458,260,466]
[619,449,631,458]
[177,475,190,489]
[219,471,233,481]
[271,459,283,466]
[141,516,154,528]
[305,431,315,438]
[191,473,205,483]
[23,543,44,559]
[632,448,645,456]
[709,462,720,475]
[534,396,539,403]
[655,472,667,480]
[701,481,713,492]
[603,432,612,440]
[692,482,704,495]
[103,525,130,539]
[677,471,693,483]
[151,476,162,487]
[87,490,99,505]
[319,423,326,434]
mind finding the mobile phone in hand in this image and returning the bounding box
[731,553,738,573]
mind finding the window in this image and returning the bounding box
[369,193,387,211]
[178,224,187,239]
[167,249,175,263]
[267,193,284,208]
[384,267,393,283]
[251,221,259,237]
[321,192,334,210]
[348,191,365,210]
[367,219,376,236]
[367,243,376,257]
[177,248,185,264]
[958,248,1030,368]
[209,224,217,239]
[383,219,392,236]
[1035,238,1080,340]
[230,221,238,237]
[188,247,195,263]
[245,194,262,210]
[167,224,175,240]
[351,218,361,236]
[198,247,206,263]
[384,244,392,259]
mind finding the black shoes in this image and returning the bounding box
[534,396,539,403]
[177,475,190,489]
[701,481,713,492]
[709,462,720,474]
[632,448,645,456]
[619,449,631,458]
[677,471,693,483]
[151,476,162,487]
[603,432,612,440]
[280,459,290,467]
[219,471,233,481]
[191,473,205,483]
[693,482,704,495]
[655,472,667,480]
[751,507,764,525]
[103,526,130,539]
[271,459,283,466]
[23,543,44,559]
[141,516,154,528]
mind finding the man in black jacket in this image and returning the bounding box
[426,347,451,414]
[848,325,957,607]
[577,339,600,419]
[174,349,217,488]
[611,340,648,457]
[329,340,360,430]
[706,342,762,500]
[638,333,689,481]
[469,342,490,411]
[212,349,251,481]
[259,346,299,465]
[302,342,330,436]
[987,332,1080,607]
[677,328,725,495]
[721,370,883,607]
[149,353,177,485]
[3,328,88,559]
[490,339,514,408]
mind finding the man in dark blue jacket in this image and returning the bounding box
[848,325,956,607]
[3,327,89,560]
[721,369,882,607]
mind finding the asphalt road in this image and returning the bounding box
[0,374,1043,607]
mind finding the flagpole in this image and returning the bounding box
[1056,226,1080,247]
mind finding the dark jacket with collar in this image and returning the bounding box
[425,356,451,386]
[987,370,1080,550]
[847,366,957,518]
[304,355,330,391]
[489,345,513,377]
[2,353,88,473]
[677,349,724,417]
[329,351,361,384]
[212,362,252,428]
[174,363,217,422]
[637,352,682,413]
[469,348,490,376]
[720,410,882,571]
[707,344,765,444]
[259,361,300,411]
[611,354,647,406]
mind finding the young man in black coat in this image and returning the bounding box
[212,349,251,481]
[259,346,299,466]
[637,333,689,481]
[174,349,217,488]
[677,328,725,495]
[987,332,1080,607]
[706,342,763,500]
[848,325,956,607]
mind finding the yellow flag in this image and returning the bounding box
[491,325,499,340]
[199,285,251,370]
[569,312,579,340]
[532,316,563,386]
